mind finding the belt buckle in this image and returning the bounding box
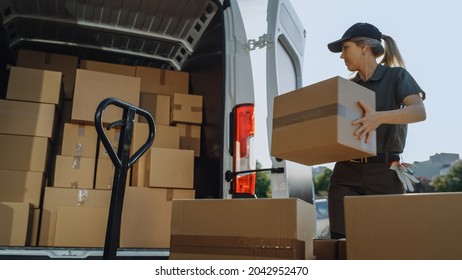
[350,157,368,163]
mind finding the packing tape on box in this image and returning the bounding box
[273,103,361,129]
[170,235,305,259]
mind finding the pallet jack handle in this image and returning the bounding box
[95,97,156,260]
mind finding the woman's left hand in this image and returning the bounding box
[351,101,381,143]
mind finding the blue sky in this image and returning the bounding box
[237,0,462,168]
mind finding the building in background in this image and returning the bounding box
[413,153,460,179]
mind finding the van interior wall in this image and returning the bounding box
[183,12,225,199]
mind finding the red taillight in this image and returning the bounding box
[233,104,256,195]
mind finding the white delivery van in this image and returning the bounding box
[0,0,314,258]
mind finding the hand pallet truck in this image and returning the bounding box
[94,97,155,260]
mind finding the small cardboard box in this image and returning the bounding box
[136,66,189,95]
[53,155,95,189]
[313,239,346,260]
[0,134,50,172]
[16,49,78,99]
[131,123,180,187]
[120,187,195,248]
[0,170,45,208]
[139,93,171,125]
[0,202,33,246]
[61,123,98,158]
[6,66,63,105]
[54,206,109,247]
[345,192,462,260]
[171,93,203,125]
[72,69,140,124]
[39,187,111,246]
[80,59,136,77]
[271,76,376,166]
[170,198,316,260]
[146,147,194,189]
[0,99,57,139]
[177,123,201,157]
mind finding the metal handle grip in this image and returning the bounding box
[94,97,155,168]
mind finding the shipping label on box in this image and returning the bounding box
[177,123,201,157]
[6,66,63,105]
[0,134,50,172]
[0,99,57,139]
[171,93,203,125]
[271,76,376,166]
[16,49,78,99]
[136,66,189,95]
[169,198,316,260]
[120,187,195,248]
[53,155,95,189]
[0,170,45,208]
[146,147,194,189]
[61,123,98,158]
[72,69,140,124]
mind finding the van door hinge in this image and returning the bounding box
[245,34,272,51]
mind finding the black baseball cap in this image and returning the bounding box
[327,22,382,53]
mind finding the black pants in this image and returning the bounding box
[328,160,404,238]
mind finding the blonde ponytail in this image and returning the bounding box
[380,35,406,68]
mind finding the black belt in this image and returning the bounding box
[349,152,400,164]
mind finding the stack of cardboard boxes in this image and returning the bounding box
[0,65,62,246]
[0,49,200,249]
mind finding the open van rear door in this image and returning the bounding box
[266,0,315,203]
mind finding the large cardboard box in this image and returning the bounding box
[345,193,462,260]
[170,198,316,260]
[80,60,136,76]
[6,66,62,105]
[53,155,95,189]
[16,49,78,99]
[139,93,171,125]
[72,69,140,124]
[61,123,98,158]
[0,202,33,246]
[146,148,194,189]
[54,206,109,247]
[135,66,189,95]
[177,123,201,157]
[130,123,180,187]
[271,76,376,166]
[0,134,50,172]
[0,170,45,208]
[39,187,111,246]
[120,187,195,248]
[0,99,57,139]
[171,93,203,125]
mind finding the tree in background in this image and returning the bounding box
[431,160,462,192]
[313,167,332,198]
[255,161,271,198]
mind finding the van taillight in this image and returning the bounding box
[232,104,256,196]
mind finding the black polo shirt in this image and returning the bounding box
[352,64,425,154]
